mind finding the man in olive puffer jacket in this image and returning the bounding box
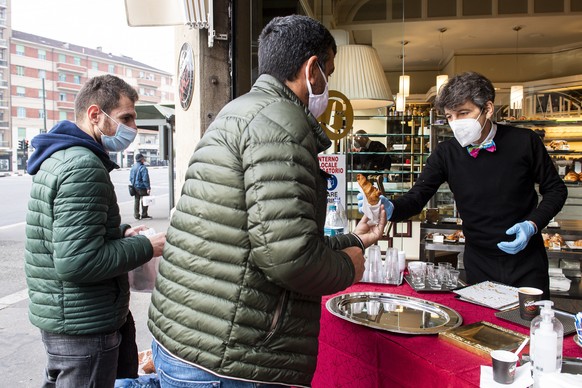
[25,75,166,387]
[148,15,386,387]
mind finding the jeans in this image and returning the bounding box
[151,341,285,388]
[41,329,121,388]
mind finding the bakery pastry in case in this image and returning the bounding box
[564,171,579,182]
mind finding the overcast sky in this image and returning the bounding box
[11,0,176,73]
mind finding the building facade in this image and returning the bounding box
[6,26,174,173]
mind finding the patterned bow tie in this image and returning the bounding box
[467,140,496,158]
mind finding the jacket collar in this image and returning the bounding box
[254,74,332,153]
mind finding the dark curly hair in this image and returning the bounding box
[435,71,495,113]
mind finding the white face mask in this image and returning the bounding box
[305,62,329,118]
[448,110,485,147]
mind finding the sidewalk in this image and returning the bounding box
[0,199,172,387]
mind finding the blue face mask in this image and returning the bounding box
[99,110,137,152]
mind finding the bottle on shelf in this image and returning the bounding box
[324,204,344,237]
[530,300,563,387]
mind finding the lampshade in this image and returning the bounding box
[436,75,448,94]
[510,85,523,110]
[396,93,406,112]
[399,75,410,97]
[328,45,393,110]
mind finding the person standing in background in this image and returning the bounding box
[24,74,166,388]
[363,72,566,298]
[130,153,152,220]
[148,14,386,387]
[352,129,392,171]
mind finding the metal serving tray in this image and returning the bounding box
[326,292,463,335]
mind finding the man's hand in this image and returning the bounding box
[147,232,167,257]
[124,225,148,237]
[497,221,536,254]
[353,205,387,248]
[342,246,365,284]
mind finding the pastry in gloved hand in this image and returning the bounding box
[356,174,381,205]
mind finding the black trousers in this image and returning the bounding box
[464,235,550,299]
[134,189,149,218]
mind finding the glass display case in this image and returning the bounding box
[502,119,582,220]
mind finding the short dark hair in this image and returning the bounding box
[75,74,139,121]
[258,15,336,83]
[135,153,145,162]
[435,71,495,113]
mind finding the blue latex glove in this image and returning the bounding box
[357,193,394,221]
[497,221,536,254]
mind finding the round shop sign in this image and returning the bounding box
[178,42,194,110]
[318,90,354,141]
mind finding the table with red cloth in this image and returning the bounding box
[312,282,581,388]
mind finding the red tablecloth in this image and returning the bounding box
[312,282,581,388]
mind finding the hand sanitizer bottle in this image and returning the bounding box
[530,300,563,387]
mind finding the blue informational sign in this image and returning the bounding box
[318,154,346,206]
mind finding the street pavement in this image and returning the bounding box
[0,168,172,387]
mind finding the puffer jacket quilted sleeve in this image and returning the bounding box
[25,146,153,334]
[148,75,359,386]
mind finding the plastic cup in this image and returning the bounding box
[448,270,460,288]
[408,261,426,288]
[490,350,518,384]
[518,287,543,321]
[426,263,441,288]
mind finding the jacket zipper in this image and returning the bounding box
[259,289,289,347]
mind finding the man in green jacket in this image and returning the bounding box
[25,74,166,387]
[148,15,386,387]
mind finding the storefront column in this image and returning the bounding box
[173,0,231,205]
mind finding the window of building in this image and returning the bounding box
[74,56,81,66]
[16,45,25,56]
[92,61,98,70]
[18,127,26,138]
[38,49,47,60]
[59,111,68,121]
[59,73,66,82]
[108,64,115,73]
[59,93,67,101]
[39,110,45,119]
[38,69,46,79]
[38,89,46,98]
[73,75,81,84]
[16,87,25,97]
[59,54,66,63]
[126,68,132,77]
[16,66,25,76]
[17,107,26,118]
